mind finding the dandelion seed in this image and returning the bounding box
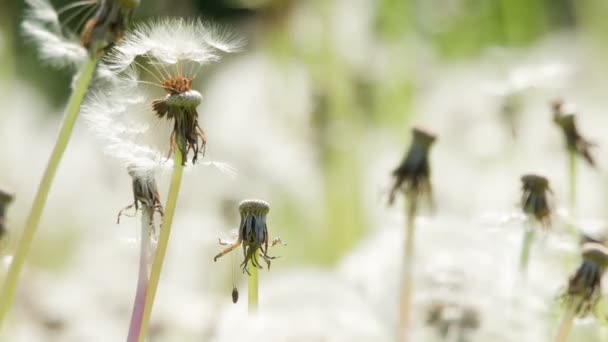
[521,174,552,229]
[552,99,596,167]
[388,127,437,208]
[232,286,239,304]
[426,300,480,341]
[22,0,137,68]
[84,18,243,166]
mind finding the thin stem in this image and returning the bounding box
[127,206,154,342]
[554,303,577,342]
[137,149,184,342]
[0,55,98,327]
[568,150,576,214]
[519,221,535,274]
[248,264,258,314]
[398,197,417,342]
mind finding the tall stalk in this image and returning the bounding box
[568,151,576,214]
[554,301,578,342]
[248,265,258,313]
[0,55,99,326]
[138,149,184,342]
[127,206,154,342]
[519,221,535,274]
[398,198,417,342]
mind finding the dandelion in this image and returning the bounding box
[519,174,552,273]
[82,18,241,341]
[554,242,608,342]
[426,300,480,342]
[214,199,285,313]
[389,126,437,342]
[0,189,14,241]
[0,0,138,326]
[552,99,596,216]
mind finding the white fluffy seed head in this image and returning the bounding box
[22,0,88,69]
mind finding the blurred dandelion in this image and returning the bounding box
[0,0,138,327]
[426,300,480,342]
[389,126,437,341]
[554,242,608,342]
[22,0,137,68]
[0,188,14,242]
[519,174,552,274]
[214,199,285,313]
[82,18,244,341]
[552,99,596,217]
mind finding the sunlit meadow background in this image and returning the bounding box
[1,0,608,341]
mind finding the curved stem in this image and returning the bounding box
[127,206,153,342]
[137,149,184,342]
[248,265,258,313]
[0,56,98,327]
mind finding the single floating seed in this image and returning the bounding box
[232,287,239,304]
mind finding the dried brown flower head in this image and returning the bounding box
[562,243,608,316]
[0,189,14,239]
[552,100,596,167]
[389,127,437,205]
[214,199,285,275]
[520,174,552,228]
[117,169,164,224]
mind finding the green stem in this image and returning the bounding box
[248,264,258,314]
[137,149,184,342]
[398,199,416,342]
[519,222,535,274]
[0,56,98,327]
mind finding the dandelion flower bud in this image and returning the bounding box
[389,127,437,205]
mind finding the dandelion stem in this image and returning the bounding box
[248,264,258,314]
[138,149,184,342]
[398,198,417,342]
[0,55,98,327]
[127,206,154,342]
[554,302,577,342]
[568,150,576,216]
[519,221,535,274]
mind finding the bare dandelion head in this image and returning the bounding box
[562,242,608,317]
[214,199,285,275]
[116,166,163,224]
[520,174,552,228]
[552,99,596,167]
[22,0,137,68]
[389,127,437,206]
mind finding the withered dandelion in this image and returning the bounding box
[554,243,608,342]
[120,167,164,342]
[214,199,285,313]
[519,174,552,273]
[389,126,437,342]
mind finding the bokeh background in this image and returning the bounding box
[1,0,608,341]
